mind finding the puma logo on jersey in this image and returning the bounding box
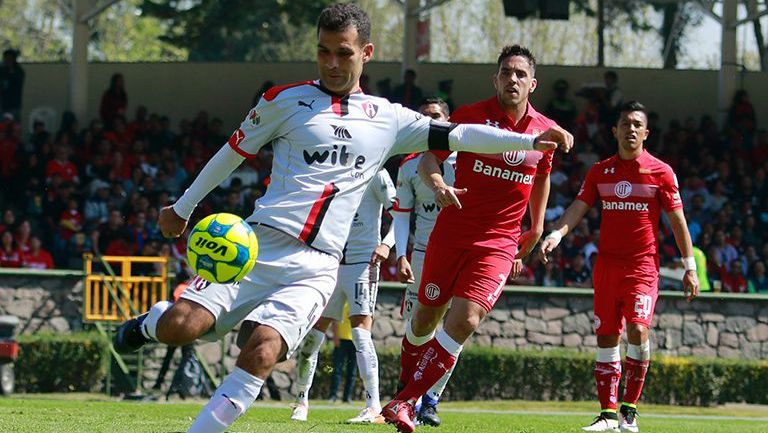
[298,99,315,110]
[331,124,352,139]
[303,145,366,169]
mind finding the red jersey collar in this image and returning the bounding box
[615,148,650,165]
[487,97,540,131]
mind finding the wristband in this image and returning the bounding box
[544,230,563,245]
[682,257,697,272]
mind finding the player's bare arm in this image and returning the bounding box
[538,199,591,263]
[666,208,700,302]
[158,206,187,238]
[417,151,467,209]
[517,172,550,259]
[370,243,391,264]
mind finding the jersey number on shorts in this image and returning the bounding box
[634,295,653,320]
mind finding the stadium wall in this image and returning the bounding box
[19,62,768,135]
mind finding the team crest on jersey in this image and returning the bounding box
[594,314,601,330]
[247,108,260,127]
[503,150,526,166]
[614,181,632,198]
[228,128,246,147]
[362,102,379,119]
[424,283,441,300]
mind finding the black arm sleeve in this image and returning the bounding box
[427,120,457,151]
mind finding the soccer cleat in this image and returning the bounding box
[418,404,441,427]
[582,412,620,432]
[382,400,416,433]
[619,405,639,432]
[347,407,385,424]
[113,313,150,354]
[290,403,308,421]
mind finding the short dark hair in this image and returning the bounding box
[419,97,450,117]
[497,45,536,72]
[617,100,648,124]
[317,3,371,44]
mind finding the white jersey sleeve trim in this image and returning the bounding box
[172,145,245,220]
[448,123,535,153]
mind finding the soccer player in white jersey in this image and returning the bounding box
[392,97,456,427]
[290,169,396,424]
[112,4,573,433]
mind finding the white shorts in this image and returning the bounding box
[322,262,379,321]
[402,249,425,321]
[180,225,338,359]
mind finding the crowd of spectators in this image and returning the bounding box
[0,68,765,294]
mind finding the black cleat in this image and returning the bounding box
[418,404,441,427]
[113,313,150,354]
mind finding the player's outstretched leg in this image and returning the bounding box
[114,299,214,353]
[187,323,280,433]
[291,328,326,421]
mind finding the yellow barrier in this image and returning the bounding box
[83,254,169,323]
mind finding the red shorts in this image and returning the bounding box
[592,255,659,336]
[418,242,513,312]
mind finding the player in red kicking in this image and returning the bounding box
[382,45,572,433]
[539,101,699,433]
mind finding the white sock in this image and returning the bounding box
[351,327,380,410]
[597,345,622,363]
[405,319,434,347]
[295,328,325,405]
[140,300,172,340]
[426,353,458,402]
[187,367,263,433]
[435,329,463,357]
[627,340,650,361]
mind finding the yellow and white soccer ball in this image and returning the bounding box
[187,213,258,284]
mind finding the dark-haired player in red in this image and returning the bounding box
[539,101,699,433]
[382,45,567,433]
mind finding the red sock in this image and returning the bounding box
[622,357,650,405]
[595,361,622,411]
[396,338,456,403]
[398,336,423,390]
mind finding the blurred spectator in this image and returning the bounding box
[65,232,93,269]
[436,79,455,112]
[84,182,111,228]
[22,236,53,269]
[692,245,711,292]
[728,90,756,144]
[375,78,391,100]
[0,49,24,121]
[14,220,31,253]
[0,209,16,233]
[564,255,591,288]
[46,145,80,184]
[100,73,127,129]
[0,230,21,267]
[712,229,738,270]
[545,79,577,131]
[390,69,423,109]
[748,261,768,293]
[721,259,748,293]
[538,260,563,287]
[603,70,623,113]
[92,209,127,256]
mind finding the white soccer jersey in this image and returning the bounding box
[394,153,456,251]
[342,169,396,264]
[228,81,433,259]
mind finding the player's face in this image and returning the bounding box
[419,103,448,121]
[493,55,537,109]
[613,110,649,152]
[317,27,374,95]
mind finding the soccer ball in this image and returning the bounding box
[187,213,258,284]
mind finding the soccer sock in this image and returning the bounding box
[351,327,381,410]
[187,367,264,433]
[399,320,435,388]
[594,345,622,412]
[424,353,458,406]
[294,328,326,406]
[140,300,172,341]
[622,340,651,406]
[396,329,462,403]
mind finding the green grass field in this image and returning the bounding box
[1,394,766,433]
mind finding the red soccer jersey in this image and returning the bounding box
[576,150,682,263]
[430,97,556,252]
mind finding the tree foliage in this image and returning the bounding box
[139,0,335,61]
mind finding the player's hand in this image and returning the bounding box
[534,125,573,153]
[370,244,391,265]
[396,256,415,284]
[516,229,543,260]
[538,231,563,264]
[509,259,523,280]
[683,270,699,302]
[159,206,188,238]
[433,184,468,209]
